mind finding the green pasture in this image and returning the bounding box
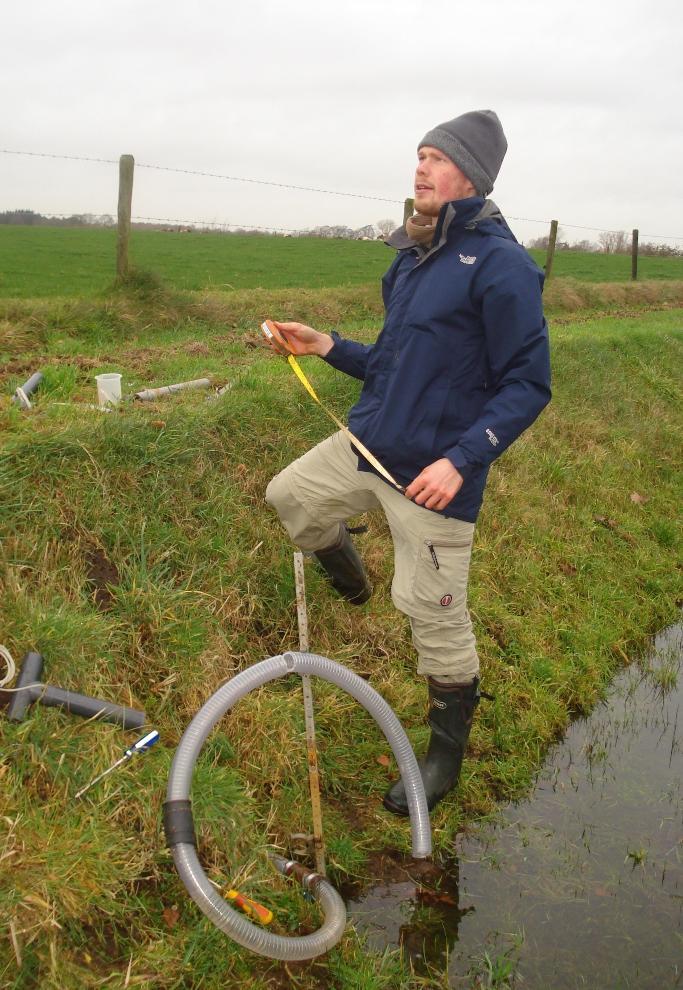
[0,275,681,988]
[1,224,682,298]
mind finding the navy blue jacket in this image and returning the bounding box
[324,196,551,522]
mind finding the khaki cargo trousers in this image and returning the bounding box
[265,431,479,682]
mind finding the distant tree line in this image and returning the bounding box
[0,209,116,227]
[527,225,681,257]
[0,209,400,240]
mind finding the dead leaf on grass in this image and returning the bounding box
[594,516,637,544]
[162,906,180,928]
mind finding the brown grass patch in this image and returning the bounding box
[544,277,683,313]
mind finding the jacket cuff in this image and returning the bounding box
[321,331,342,368]
[445,447,474,481]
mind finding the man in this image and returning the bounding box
[265,110,551,816]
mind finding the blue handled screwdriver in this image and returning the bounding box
[75,729,160,799]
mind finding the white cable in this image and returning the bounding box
[0,645,16,688]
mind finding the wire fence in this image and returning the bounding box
[19,211,303,235]
[2,147,682,245]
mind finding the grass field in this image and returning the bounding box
[1,225,682,298]
[1,275,682,987]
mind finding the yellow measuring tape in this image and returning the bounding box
[261,321,405,494]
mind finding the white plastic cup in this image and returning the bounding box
[95,373,122,407]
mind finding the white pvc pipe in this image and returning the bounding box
[134,378,211,401]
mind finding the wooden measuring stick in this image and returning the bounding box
[293,552,326,876]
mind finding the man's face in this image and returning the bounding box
[413,146,476,216]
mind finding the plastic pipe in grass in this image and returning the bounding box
[164,651,431,960]
[11,371,43,409]
[133,378,211,402]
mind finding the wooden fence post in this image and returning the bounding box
[631,228,639,280]
[116,154,135,281]
[403,197,414,225]
[544,219,559,279]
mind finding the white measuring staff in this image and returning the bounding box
[294,551,326,876]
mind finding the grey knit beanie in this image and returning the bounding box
[418,110,507,197]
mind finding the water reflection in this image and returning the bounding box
[342,852,473,972]
[347,623,682,988]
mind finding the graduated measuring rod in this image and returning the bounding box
[294,551,326,876]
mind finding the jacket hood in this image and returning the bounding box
[385,197,516,252]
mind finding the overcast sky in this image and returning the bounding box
[2,0,682,246]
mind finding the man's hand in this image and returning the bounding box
[270,321,334,358]
[405,457,464,511]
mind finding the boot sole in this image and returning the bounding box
[345,586,372,605]
[381,794,411,817]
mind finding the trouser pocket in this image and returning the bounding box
[392,529,478,678]
[411,535,473,615]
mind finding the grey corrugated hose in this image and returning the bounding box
[165,651,432,960]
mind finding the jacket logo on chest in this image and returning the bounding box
[459,253,477,265]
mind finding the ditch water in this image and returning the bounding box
[347,622,682,988]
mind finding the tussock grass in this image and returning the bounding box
[0,281,681,988]
[2,275,683,342]
[545,275,683,313]
[2,277,682,379]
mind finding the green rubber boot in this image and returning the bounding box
[382,676,481,817]
[313,524,371,605]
